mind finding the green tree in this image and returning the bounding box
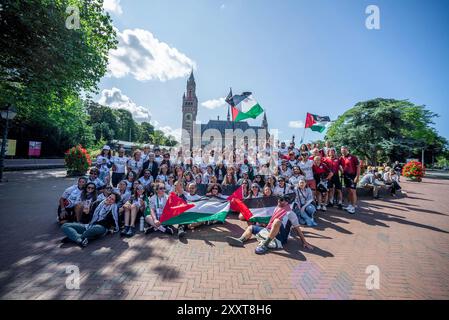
[0,0,117,155]
[138,122,155,143]
[325,98,447,165]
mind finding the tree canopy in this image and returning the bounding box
[0,0,177,156]
[325,98,447,165]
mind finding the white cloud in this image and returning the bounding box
[103,0,123,15]
[158,126,182,142]
[108,28,196,81]
[98,87,152,123]
[201,97,227,110]
[288,121,304,128]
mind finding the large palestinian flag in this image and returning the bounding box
[225,90,264,122]
[232,193,296,224]
[160,193,231,225]
[305,113,331,133]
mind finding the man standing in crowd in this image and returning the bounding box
[340,146,361,214]
[141,152,159,179]
[111,147,128,187]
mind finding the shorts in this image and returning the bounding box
[328,174,342,190]
[251,220,292,245]
[343,174,357,190]
[306,179,316,190]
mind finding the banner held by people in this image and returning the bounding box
[160,192,231,226]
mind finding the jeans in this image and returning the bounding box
[62,223,108,243]
[294,204,317,227]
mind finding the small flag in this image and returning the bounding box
[305,113,331,133]
[226,91,264,122]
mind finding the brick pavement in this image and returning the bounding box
[0,170,448,299]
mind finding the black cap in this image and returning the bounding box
[278,195,288,202]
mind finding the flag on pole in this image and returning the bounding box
[225,91,264,122]
[305,113,331,133]
[160,193,231,225]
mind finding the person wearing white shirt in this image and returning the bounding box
[279,161,293,178]
[58,177,87,224]
[127,149,143,178]
[138,169,154,188]
[273,177,293,196]
[289,166,305,187]
[298,152,316,191]
[111,148,129,187]
[145,183,174,235]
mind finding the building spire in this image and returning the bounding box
[189,68,194,81]
[262,112,268,128]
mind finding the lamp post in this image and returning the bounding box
[0,104,17,182]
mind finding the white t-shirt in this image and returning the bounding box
[61,185,83,208]
[279,167,292,178]
[154,156,163,166]
[298,160,314,180]
[279,147,289,157]
[185,193,201,201]
[273,183,293,196]
[138,176,154,187]
[113,189,131,207]
[127,158,143,174]
[112,155,129,174]
[289,174,305,187]
[150,194,168,219]
[88,177,105,189]
[96,155,110,167]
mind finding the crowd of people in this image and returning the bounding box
[56,140,403,254]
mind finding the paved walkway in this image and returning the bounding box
[0,170,448,300]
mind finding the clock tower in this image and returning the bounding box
[181,70,198,150]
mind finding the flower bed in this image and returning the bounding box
[64,145,92,176]
[402,160,425,182]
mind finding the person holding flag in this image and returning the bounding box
[226,195,314,255]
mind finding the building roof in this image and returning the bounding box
[200,120,264,133]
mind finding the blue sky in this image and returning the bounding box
[98,0,449,143]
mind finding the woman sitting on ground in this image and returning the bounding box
[74,182,98,223]
[61,192,121,248]
[121,183,146,237]
[145,182,175,235]
[294,178,318,227]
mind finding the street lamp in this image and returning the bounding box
[0,104,17,182]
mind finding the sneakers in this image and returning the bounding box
[126,226,135,237]
[120,226,130,237]
[144,226,155,234]
[337,203,343,210]
[321,205,327,212]
[226,236,244,247]
[316,204,322,211]
[78,238,88,248]
[345,205,356,214]
[327,202,334,208]
[255,244,269,255]
[178,226,186,238]
[164,226,175,235]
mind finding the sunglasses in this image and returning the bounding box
[252,186,259,189]
[89,172,97,175]
[158,188,166,191]
[87,186,95,190]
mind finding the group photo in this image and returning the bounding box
[1,0,449,306]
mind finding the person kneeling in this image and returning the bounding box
[61,192,121,248]
[226,196,314,254]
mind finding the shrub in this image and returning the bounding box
[65,145,92,176]
[402,160,425,181]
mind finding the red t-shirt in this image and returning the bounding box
[312,162,330,177]
[325,157,340,174]
[340,154,360,175]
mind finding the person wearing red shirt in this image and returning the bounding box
[312,156,333,211]
[325,148,343,209]
[340,146,361,214]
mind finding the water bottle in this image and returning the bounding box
[139,216,145,232]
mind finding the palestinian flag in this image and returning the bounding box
[305,113,331,133]
[226,90,264,122]
[232,193,296,224]
[160,192,231,225]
